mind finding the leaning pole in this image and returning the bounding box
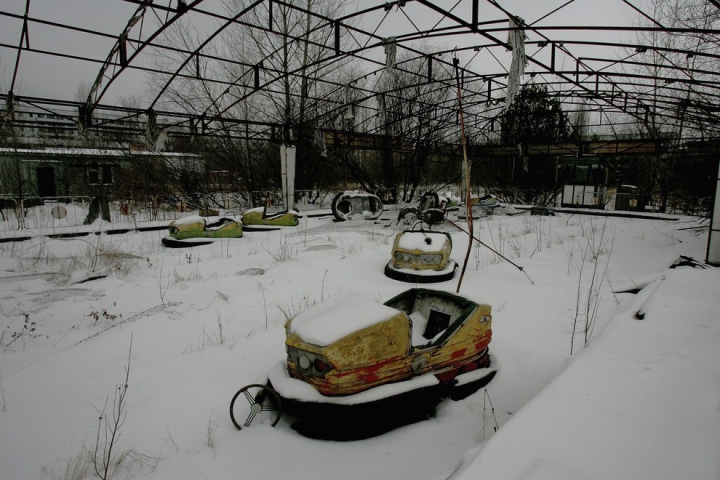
[706,155,720,266]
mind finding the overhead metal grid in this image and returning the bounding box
[1,0,719,150]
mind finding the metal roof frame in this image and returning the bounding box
[2,0,720,151]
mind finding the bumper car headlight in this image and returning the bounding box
[299,355,311,370]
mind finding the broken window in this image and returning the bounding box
[87,165,113,185]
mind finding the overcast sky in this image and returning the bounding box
[1,0,641,106]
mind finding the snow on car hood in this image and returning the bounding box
[289,293,401,346]
[171,215,204,225]
[397,232,448,252]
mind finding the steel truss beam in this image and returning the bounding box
[3,0,720,152]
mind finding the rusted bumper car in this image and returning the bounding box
[161,215,242,247]
[384,230,458,283]
[397,191,459,228]
[230,288,495,440]
[242,206,299,227]
[331,191,384,221]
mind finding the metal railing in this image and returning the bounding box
[0,196,92,230]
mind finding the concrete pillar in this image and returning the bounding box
[280,144,296,211]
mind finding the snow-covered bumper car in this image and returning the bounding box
[161,215,242,247]
[471,193,500,208]
[230,288,495,439]
[397,191,457,228]
[384,231,458,283]
[242,206,299,227]
[331,191,384,221]
[458,194,517,219]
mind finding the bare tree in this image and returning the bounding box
[628,0,720,212]
[146,0,356,198]
[228,0,354,125]
[0,91,31,225]
[230,0,356,192]
[370,51,457,202]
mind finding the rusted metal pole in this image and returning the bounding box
[454,59,474,294]
[446,219,534,285]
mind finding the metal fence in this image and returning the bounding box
[0,191,342,232]
[0,196,92,231]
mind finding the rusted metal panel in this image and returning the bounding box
[470,139,665,157]
[391,231,453,272]
[417,320,492,376]
[285,290,493,396]
[323,313,411,370]
[167,216,242,240]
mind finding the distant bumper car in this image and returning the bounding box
[457,194,514,219]
[242,207,299,228]
[397,191,457,228]
[530,206,555,216]
[470,193,500,213]
[331,191,384,221]
[161,215,242,247]
[230,288,495,440]
[384,230,458,283]
[470,194,499,207]
[471,194,501,214]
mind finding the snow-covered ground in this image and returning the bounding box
[0,207,717,480]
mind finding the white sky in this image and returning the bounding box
[1,0,644,105]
